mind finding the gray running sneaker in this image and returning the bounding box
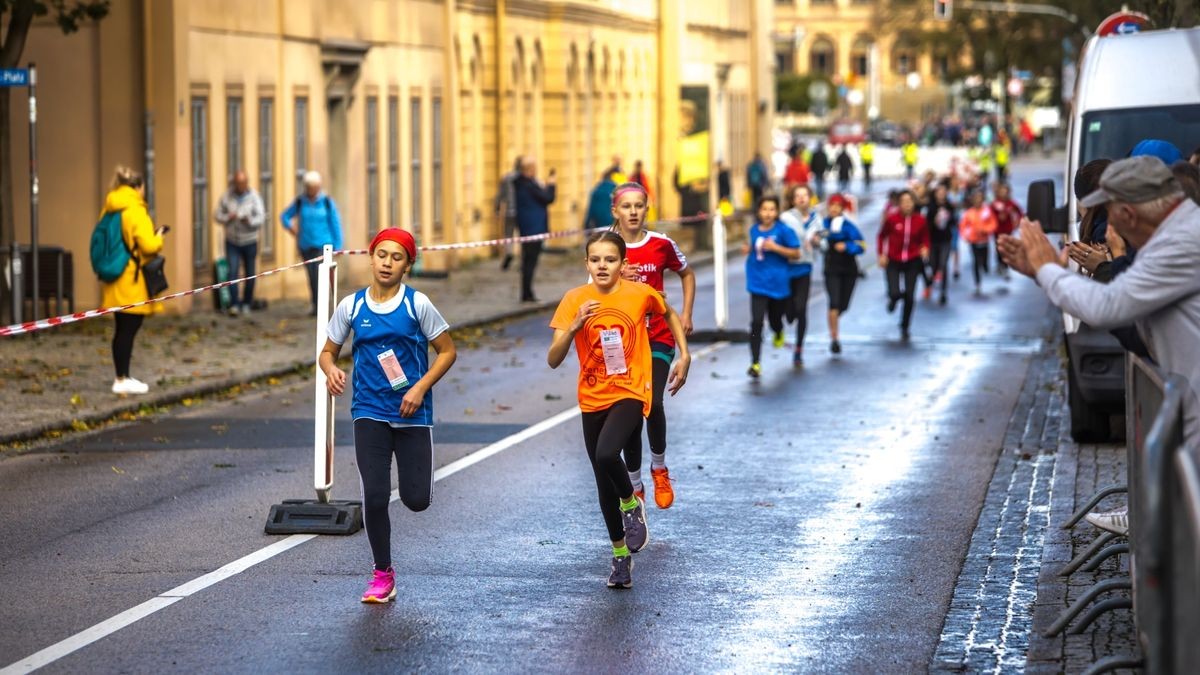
[1085,507,1129,536]
[607,555,633,589]
[622,496,650,552]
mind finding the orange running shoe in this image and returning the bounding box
[634,485,645,501]
[651,466,674,509]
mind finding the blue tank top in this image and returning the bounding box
[349,286,433,425]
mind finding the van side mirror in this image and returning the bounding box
[1026,180,1069,234]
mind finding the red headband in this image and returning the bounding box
[369,228,417,262]
[828,194,849,209]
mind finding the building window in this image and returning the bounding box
[259,97,274,258]
[432,96,442,239]
[851,38,872,78]
[934,54,950,79]
[410,96,421,230]
[388,96,399,228]
[893,37,917,75]
[227,97,243,173]
[366,96,380,237]
[294,96,308,196]
[775,45,795,74]
[810,37,835,76]
[190,97,209,270]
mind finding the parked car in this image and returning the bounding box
[868,119,902,146]
[827,118,866,145]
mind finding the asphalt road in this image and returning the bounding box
[0,158,1065,673]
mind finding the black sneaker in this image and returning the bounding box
[830,340,842,354]
[747,363,762,378]
[607,555,633,589]
[622,496,649,552]
[939,294,947,306]
[887,297,898,313]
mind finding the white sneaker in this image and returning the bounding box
[112,377,150,395]
[1085,507,1129,536]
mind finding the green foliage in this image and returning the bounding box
[776,73,838,114]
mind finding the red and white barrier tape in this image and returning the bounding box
[0,214,711,338]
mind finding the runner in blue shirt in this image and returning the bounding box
[745,195,801,378]
[318,228,457,604]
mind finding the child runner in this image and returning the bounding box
[609,182,695,509]
[925,182,958,306]
[816,194,865,355]
[959,189,998,295]
[548,231,691,589]
[318,228,458,604]
[779,184,821,367]
[745,195,802,378]
[990,182,1023,279]
[878,190,930,341]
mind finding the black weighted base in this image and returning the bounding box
[265,499,363,535]
[688,329,750,344]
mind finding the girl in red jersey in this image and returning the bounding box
[609,182,695,509]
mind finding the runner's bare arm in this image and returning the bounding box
[662,304,691,396]
[318,339,347,396]
[400,331,457,418]
[676,266,697,335]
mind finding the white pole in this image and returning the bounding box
[313,245,337,503]
[712,213,728,330]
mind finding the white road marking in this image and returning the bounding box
[0,341,729,674]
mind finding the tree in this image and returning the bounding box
[0,0,109,254]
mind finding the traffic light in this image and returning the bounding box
[934,0,952,21]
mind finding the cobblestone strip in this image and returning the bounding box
[932,346,1064,673]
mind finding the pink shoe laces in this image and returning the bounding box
[363,567,395,600]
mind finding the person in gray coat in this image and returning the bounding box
[214,170,266,315]
[999,155,1200,446]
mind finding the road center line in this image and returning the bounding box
[0,341,729,675]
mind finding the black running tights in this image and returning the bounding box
[112,312,145,378]
[622,353,671,473]
[581,399,642,542]
[354,419,434,570]
[749,293,786,364]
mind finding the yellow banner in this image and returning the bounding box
[677,131,710,186]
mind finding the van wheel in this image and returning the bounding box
[1068,365,1112,443]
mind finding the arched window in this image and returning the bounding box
[851,36,872,78]
[892,35,917,75]
[809,36,835,76]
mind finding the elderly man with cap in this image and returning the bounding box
[281,171,344,316]
[214,170,266,316]
[999,155,1200,447]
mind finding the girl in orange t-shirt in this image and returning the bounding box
[548,231,691,589]
[959,189,998,294]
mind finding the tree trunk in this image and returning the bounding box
[1,0,38,250]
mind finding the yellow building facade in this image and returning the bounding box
[774,0,956,124]
[4,0,773,315]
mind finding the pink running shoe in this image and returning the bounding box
[361,567,396,603]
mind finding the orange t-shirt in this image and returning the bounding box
[551,280,667,416]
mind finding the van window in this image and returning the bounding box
[1080,104,1200,165]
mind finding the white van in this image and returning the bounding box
[1026,26,1200,441]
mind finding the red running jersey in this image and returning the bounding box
[624,231,688,348]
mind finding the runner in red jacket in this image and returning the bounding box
[990,182,1023,279]
[877,190,930,340]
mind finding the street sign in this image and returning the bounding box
[1096,11,1150,37]
[0,68,30,87]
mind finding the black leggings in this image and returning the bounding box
[300,246,321,310]
[581,399,642,542]
[886,259,924,330]
[112,312,145,378]
[354,419,434,570]
[971,243,990,286]
[930,240,953,296]
[789,274,811,350]
[749,293,786,363]
[622,350,671,472]
[825,273,857,314]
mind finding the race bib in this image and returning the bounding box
[600,328,627,376]
[376,349,410,390]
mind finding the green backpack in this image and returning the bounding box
[89,210,132,282]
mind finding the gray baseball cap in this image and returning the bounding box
[1080,155,1180,207]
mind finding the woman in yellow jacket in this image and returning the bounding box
[100,166,165,395]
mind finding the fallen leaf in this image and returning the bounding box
[111,466,126,474]
[70,419,89,432]
[70,394,84,406]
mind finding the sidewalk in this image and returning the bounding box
[0,242,711,449]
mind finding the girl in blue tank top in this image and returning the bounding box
[318,228,457,604]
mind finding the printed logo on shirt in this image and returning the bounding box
[360,318,372,328]
[583,307,637,374]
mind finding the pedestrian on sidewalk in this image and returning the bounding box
[213,170,266,316]
[999,155,1200,448]
[745,195,802,378]
[817,194,865,355]
[835,146,853,195]
[878,190,930,340]
[514,156,557,303]
[583,171,619,231]
[609,182,694,510]
[547,231,691,589]
[902,141,919,180]
[990,182,1023,279]
[859,141,875,190]
[318,228,457,604]
[780,184,821,367]
[810,143,830,200]
[925,183,958,306]
[281,171,343,316]
[747,152,769,205]
[493,155,522,270]
[99,166,165,396]
[959,189,998,295]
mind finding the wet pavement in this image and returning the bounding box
[0,157,1086,673]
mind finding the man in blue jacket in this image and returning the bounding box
[583,171,618,231]
[281,171,344,316]
[514,157,556,302]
